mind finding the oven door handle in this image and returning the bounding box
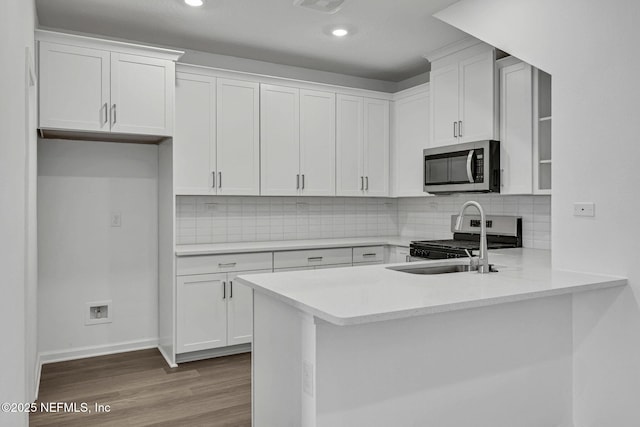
[466,150,475,183]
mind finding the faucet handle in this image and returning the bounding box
[464,249,480,270]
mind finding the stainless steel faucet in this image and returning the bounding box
[455,201,491,274]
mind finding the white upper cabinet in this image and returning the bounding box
[363,98,390,197]
[337,94,389,197]
[458,51,496,143]
[37,31,182,138]
[261,85,336,196]
[216,78,260,195]
[428,41,498,147]
[430,64,459,147]
[499,60,534,194]
[260,84,301,196]
[392,87,430,197]
[174,72,216,195]
[39,42,111,133]
[336,94,365,196]
[299,89,336,196]
[110,53,174,136]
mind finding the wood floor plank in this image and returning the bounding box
[30,349,252,426]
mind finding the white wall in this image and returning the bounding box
[38,139,159,361]
[0,0,36,425]
[435,1,640,425]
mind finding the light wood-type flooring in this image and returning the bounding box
[30,349,251,426]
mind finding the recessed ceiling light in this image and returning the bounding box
[332,28,349,37]
[184,0,203,7]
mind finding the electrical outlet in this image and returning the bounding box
[85,301,112,325]
[574,202,595,217]
[111,212,122,227]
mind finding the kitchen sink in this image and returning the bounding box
[386,263,475,275]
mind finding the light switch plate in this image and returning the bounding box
[574,202,595,217]
[111,212,122,227]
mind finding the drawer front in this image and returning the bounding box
[274,248,352,269]
[177,252,273,276]
[352,246,385,264]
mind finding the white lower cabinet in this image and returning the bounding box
[177,269,270,354]
[227,270,270,346]
[177,273,228,353]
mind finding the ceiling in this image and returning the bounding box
[35,0,466,82]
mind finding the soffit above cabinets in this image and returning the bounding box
[35,0,466,82]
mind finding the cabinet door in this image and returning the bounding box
[216,79,260,195]
[226,270,271,346]
[300,90,336,196]
[499,62,533,194]
[260,84,300,196]
[393,90,430,197]
[174,72,216,195]
[39,42,110,132]
[110,53,174,136]
[363,98,390,196]
[458,51,496,143]
[430,64,459,147]
[177,273,227,353]
[336,94,364,196]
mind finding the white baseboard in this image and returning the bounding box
[33,353,42,402]
[38,338,159,366]
[175,343,251,364]
[158,345,178,368]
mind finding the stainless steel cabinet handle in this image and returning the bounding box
[223,281,226,299]
[360,176,364,190]
[365,176,369,190]
[218,262,236,268]
[112,104,117,124]
[230,281,233,299]
[362,253,377,257]
[296,174,300,189]
[218,172,222,188]
[453,121,457,138]
[308,256,323,261]
[458,121,463,137]
[212,171,216,188]
[103,102,108,125]
[302,174,305,190]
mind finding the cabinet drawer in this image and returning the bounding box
[177,252,273,276]
[352,246,384,264]
[274,248,352,269]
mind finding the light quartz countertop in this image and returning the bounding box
[175,236,410,256]
[235,248,627,326]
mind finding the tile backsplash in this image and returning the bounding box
[398,194,551,250]
[176,196,399,244]
[176,194,551,250]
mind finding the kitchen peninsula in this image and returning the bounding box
[236,249,626,427]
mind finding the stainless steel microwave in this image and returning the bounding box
[423,140,500,194]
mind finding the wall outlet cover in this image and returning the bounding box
[573,202,595,217]
[85,300,113,325]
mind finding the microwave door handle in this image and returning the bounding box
[466,150,475,183]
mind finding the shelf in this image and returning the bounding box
[539,116,552,122]
[539,159,552,164]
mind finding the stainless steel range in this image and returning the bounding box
[410,215,522,260]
